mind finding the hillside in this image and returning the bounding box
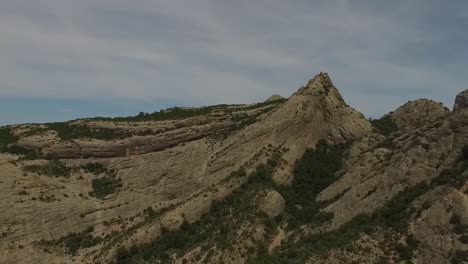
[0,72,467,264]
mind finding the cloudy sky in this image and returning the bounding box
[1,0,467,125]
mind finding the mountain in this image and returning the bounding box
[0,73,467,264]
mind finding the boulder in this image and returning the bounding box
[260,190,285,218]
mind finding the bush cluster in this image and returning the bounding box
[277,140,346,227]
[23,159,71,177]
[46,122,126,141]
[88,176,123,199]
[81,162,108,175]
[39,226,101,255]
[371,116,398,136]
[95,100,287,123]
[0,127,18,153]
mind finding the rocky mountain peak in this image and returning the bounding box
[454,89,468,111]
[265,94,285,102]
[295,72,345,104]
[390,99,450,129]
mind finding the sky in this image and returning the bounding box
[1,0,467,125]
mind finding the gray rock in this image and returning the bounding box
[454,89,468,111]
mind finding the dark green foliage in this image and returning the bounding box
[395,243,413,260]
[115,142,348,264]
[450,214,462,225]
[371,115,398,136]
[451,250,468,264]
[432,162,468,189]
[88,176,123,199]
[371,182,430,233]
[39,227,101,255]
[9,145,40,160]
[115,156,284,264]
[143,206,157,220]
[81,162,108,175]
[23,159,71,177]
[462,145,468,161]
[46,122,125,141]
[0,127,18,153]
[277,140,347,227]
[459,235,468,244]
[249,182,431,264]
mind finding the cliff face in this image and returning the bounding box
[0,73,467,264]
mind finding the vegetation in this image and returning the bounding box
[249,181,430,264]
[0,127,41,159]
[94,99,286,123]
[46,122,126,141]
[250,158,468,264]
[114,142,348,263]
[462,145,468,161]
[277,140,347,227]
[451,250,468,264]
[23,159,72,177]
[112,141,468,264]
[81,162,108,175]
[88,176,123,199]
[39,226,101,255]
[0,127,17,152]
[371,115,398,136]
[114,152,284,264]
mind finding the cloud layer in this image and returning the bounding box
[1,0,467,124]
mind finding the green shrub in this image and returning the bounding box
[89,176,123,199]
[0,127,18,153]
[23,159,71,177]
[451,250,468,264]
[39,227,101,255]
[395,243,413,260]
[462,146,468,160]
[96,100,286,123]
[81,162,108,175]
[277,140,347,227]
[371,116,398,136]
[46,122,126,141]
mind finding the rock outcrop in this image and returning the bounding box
[265,94,285,102]
[454,89,468,110]
[260,190,285,218]
[390,99,450,130]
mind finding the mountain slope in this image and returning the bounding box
[0,74,467,264]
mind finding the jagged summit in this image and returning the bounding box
[295,72,345,104]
